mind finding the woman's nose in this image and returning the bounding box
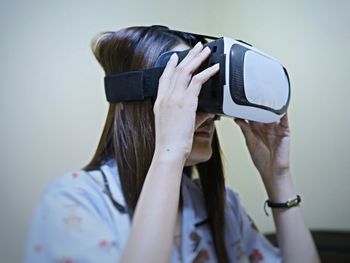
[196,111,215,120]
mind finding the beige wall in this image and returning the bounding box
[213,0,350,233]
[1,0,349,262]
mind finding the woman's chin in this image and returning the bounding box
[184,149,212,166]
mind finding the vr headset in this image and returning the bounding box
[104,30,290,123]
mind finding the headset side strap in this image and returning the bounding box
[104,67,165,102]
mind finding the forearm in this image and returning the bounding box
[264,173,320,263]
[120,150,185,263]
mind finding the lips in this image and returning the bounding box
[194,120,213,138]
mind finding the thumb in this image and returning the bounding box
[234,118,254,139]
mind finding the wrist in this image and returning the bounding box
[153,147,187,167]
[263,172,297,203]
[264,194,301,216]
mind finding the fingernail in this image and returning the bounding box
[211,63,219,70]
[194,42,203,49]
[170,53,178,61]
[204,46,211,53]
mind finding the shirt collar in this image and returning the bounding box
[181,175,208,227]
[101,159,127,209]
[102,159,209,225]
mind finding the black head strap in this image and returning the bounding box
[104,26,219,103]
[104,67,164,102]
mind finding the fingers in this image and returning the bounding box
[235,119,268,142]
[234,118,254,139]
[187,63,220,97]
[180,46,211,75]
[161,53,178,80]
[173,47,212,92]
[157,42,218,108]
[157,53,179,98]
[279,113,289,129]
[177,42,203,68]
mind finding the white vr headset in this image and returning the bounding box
[104,32,290,123]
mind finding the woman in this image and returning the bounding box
[25,26,320,262]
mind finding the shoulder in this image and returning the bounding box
[225,185,242,214]
[43,169,104,200]
[25,167,127,263]
[47,169,93,187]
[36,159,127,220]
[36,169,110,219]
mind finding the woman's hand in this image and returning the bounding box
[234,114,291,182]
[235,115,321,263]
[124,44,218,263]
[154,42,219,160]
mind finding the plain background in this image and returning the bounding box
[1,0,349,262]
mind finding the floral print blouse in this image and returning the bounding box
[25,159,281,262]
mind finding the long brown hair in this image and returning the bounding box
[84,26,229,262]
